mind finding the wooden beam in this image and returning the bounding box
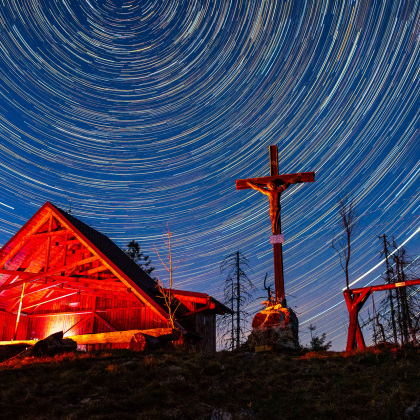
[0,275,18,296]
[29,228,69,239]
[0,328,173,346]
[351,287,372,311]
[60,287,139,302]
[1,282,67,301]
[51,209,171,325]
[0,212,51,269]
[0,269,37,277]
[235,172,315,190]
[27,307,144,317]
[55,239,80,247]
[22,291,78,310]
[0,255,100,292]
[71,328,173,344]
[63,315,92,336]
[82,265,109,276]
[49,275,122,287]
[44,215,53,272]
[94,312,117,332]
[351,278,420,294]
[13,283,26,340]
[19,241,48,271]
[6,298,20,312]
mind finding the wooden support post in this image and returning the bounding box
[44,214,53,273]
[344,288,371,351]
[91,297,97,334]
[13,283,26,340]
[272,242,284,302]
[236,145,315,303]
[94,312,117,332]
[63,315,92,337]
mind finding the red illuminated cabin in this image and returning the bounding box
[0,202,230,351]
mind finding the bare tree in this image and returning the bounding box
[375,238,420,346]
[153,224,183,330]
[219,251,255,350]
[331,195,358,289]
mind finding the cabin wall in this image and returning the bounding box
[194,312,216,352]
[23,294,167,348]
[0,310,29,341]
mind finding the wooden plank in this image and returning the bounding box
[0,269,37,277]
[60,286,140,301]
[351,278,420,294]
[44,215,53,272]
[27,307,144,317]
[64,315,92,336]
[0,212,51,269]
[30,228,69,239]
[0,255,100,292]
[22,291,78,310]
[51,207,172,325]
[269,145,278,176]
[1,282,67,301]
[52,277,128,291]
[94,312,117,332]
[13,283,26,340]
[83,265,109,276]
[235,172,315,190]
[0,275,19,296]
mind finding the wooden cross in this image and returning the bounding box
[235,145,315,303]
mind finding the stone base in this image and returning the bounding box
[247,303,299,351]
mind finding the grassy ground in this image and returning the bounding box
[0,346,420,420]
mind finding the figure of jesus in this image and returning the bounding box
[247,174,302,235]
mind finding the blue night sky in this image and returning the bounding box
[0,1,419,350]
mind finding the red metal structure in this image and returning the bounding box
[0,202,230,351]
[344,279,420,351]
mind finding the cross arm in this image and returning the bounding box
[235,172,315,191]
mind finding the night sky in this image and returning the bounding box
[1,1,420,350]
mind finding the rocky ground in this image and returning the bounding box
[1,346,420,419]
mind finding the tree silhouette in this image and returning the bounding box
[219,251,255,350]
[153,224,184,330]
[124,240,155,277]
[331,195,358,289]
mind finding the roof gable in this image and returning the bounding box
[0,202,169,321]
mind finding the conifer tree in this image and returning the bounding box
[124,240,155,277]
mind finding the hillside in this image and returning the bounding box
[1,347,420,420]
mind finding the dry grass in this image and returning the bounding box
[1,346,420,419]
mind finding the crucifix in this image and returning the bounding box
[236,145,315,304]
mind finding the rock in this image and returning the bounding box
[404,401,420,419]
[32,331,77,356]
[235,408,256,419]
[123,360,138,366]
[247,304,300,351]
[210,408,232,420]
[0,343,30,362]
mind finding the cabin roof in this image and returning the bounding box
[0,202,231,325]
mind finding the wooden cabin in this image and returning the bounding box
[0,202,230,352]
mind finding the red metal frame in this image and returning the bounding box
[344,278,420,351]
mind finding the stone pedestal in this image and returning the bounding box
[247,303,299,350]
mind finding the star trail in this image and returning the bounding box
[0,0,420,350]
